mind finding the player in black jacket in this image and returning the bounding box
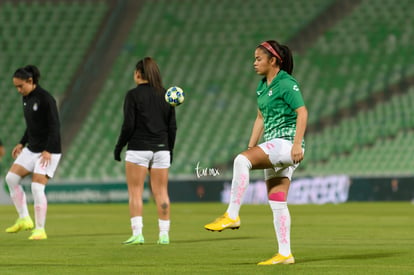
[114,57,177,245]
[5,65,62,240]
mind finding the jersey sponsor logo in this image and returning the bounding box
[293,85,299,91]
[268,90,273,96]
[33,103,38,111]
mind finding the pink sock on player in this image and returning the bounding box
[31,182,47,229]
[268,192,292,256]
[6,172,30,218]
[226,154,252,219]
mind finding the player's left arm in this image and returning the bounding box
[281,80,307,164]
[43,96,60,166]
[168,108,177,147]
[292,106,307,164]
[168,106,177,163]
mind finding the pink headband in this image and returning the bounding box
[260,42,283,62]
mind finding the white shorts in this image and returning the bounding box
[14,147,61,178]
[125,150,170,169]
[258,138,303,181]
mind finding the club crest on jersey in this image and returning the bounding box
[268,90,273,96]
[33,103,38,111]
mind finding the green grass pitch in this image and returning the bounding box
[0,202,413,274]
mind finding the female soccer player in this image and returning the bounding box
[114,57,177,245]
[5,65,62,240]
[204,40,307,265]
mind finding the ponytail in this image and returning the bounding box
[13,65,41,84]
[278,45,293,75]
[135,57,164,93]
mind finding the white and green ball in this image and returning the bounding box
[165,86,185,106]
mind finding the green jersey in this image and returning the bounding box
[256,70,305,145]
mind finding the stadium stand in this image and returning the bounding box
[57,0,336,180]
[0,1,108,176]
[295,0,414,176]
[2,0,413,180]
[299,87,414,176]
[296,0,414,124]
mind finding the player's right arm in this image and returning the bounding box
[248,109,264,149]
[12,129,28,159]
[12,144,24,159]
[114,91,135,161]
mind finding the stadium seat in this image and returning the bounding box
[57,0,336,180]
[0,1,108,177]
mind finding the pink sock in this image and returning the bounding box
[6,172,30,218]
[31,182,47,229]
[226,154,252,219]
[268,192,291,256]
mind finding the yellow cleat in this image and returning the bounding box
[5,217,34,233]
[204,213,240,232]
[257,253,295,265]
[28,229,47,240]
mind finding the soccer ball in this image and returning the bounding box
[165,86,185,106]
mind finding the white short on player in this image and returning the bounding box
[258,138,303,181]
[15,147,62,178]
[125,150,170,169]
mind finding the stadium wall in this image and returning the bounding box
[1,176,413,204]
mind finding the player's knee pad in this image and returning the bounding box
[234,154,252,170]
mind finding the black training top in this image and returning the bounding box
[115,83,177,152]
[19,85,62,153]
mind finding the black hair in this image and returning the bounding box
[258,40,294,75]
[135,57,164,93]
[13,65,41,84]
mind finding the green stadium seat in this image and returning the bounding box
[58,0,336,179]
[0,1,108,177]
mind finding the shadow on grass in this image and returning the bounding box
[174,236,257,243]
[299,252,402,263]
[50,232,126,238]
